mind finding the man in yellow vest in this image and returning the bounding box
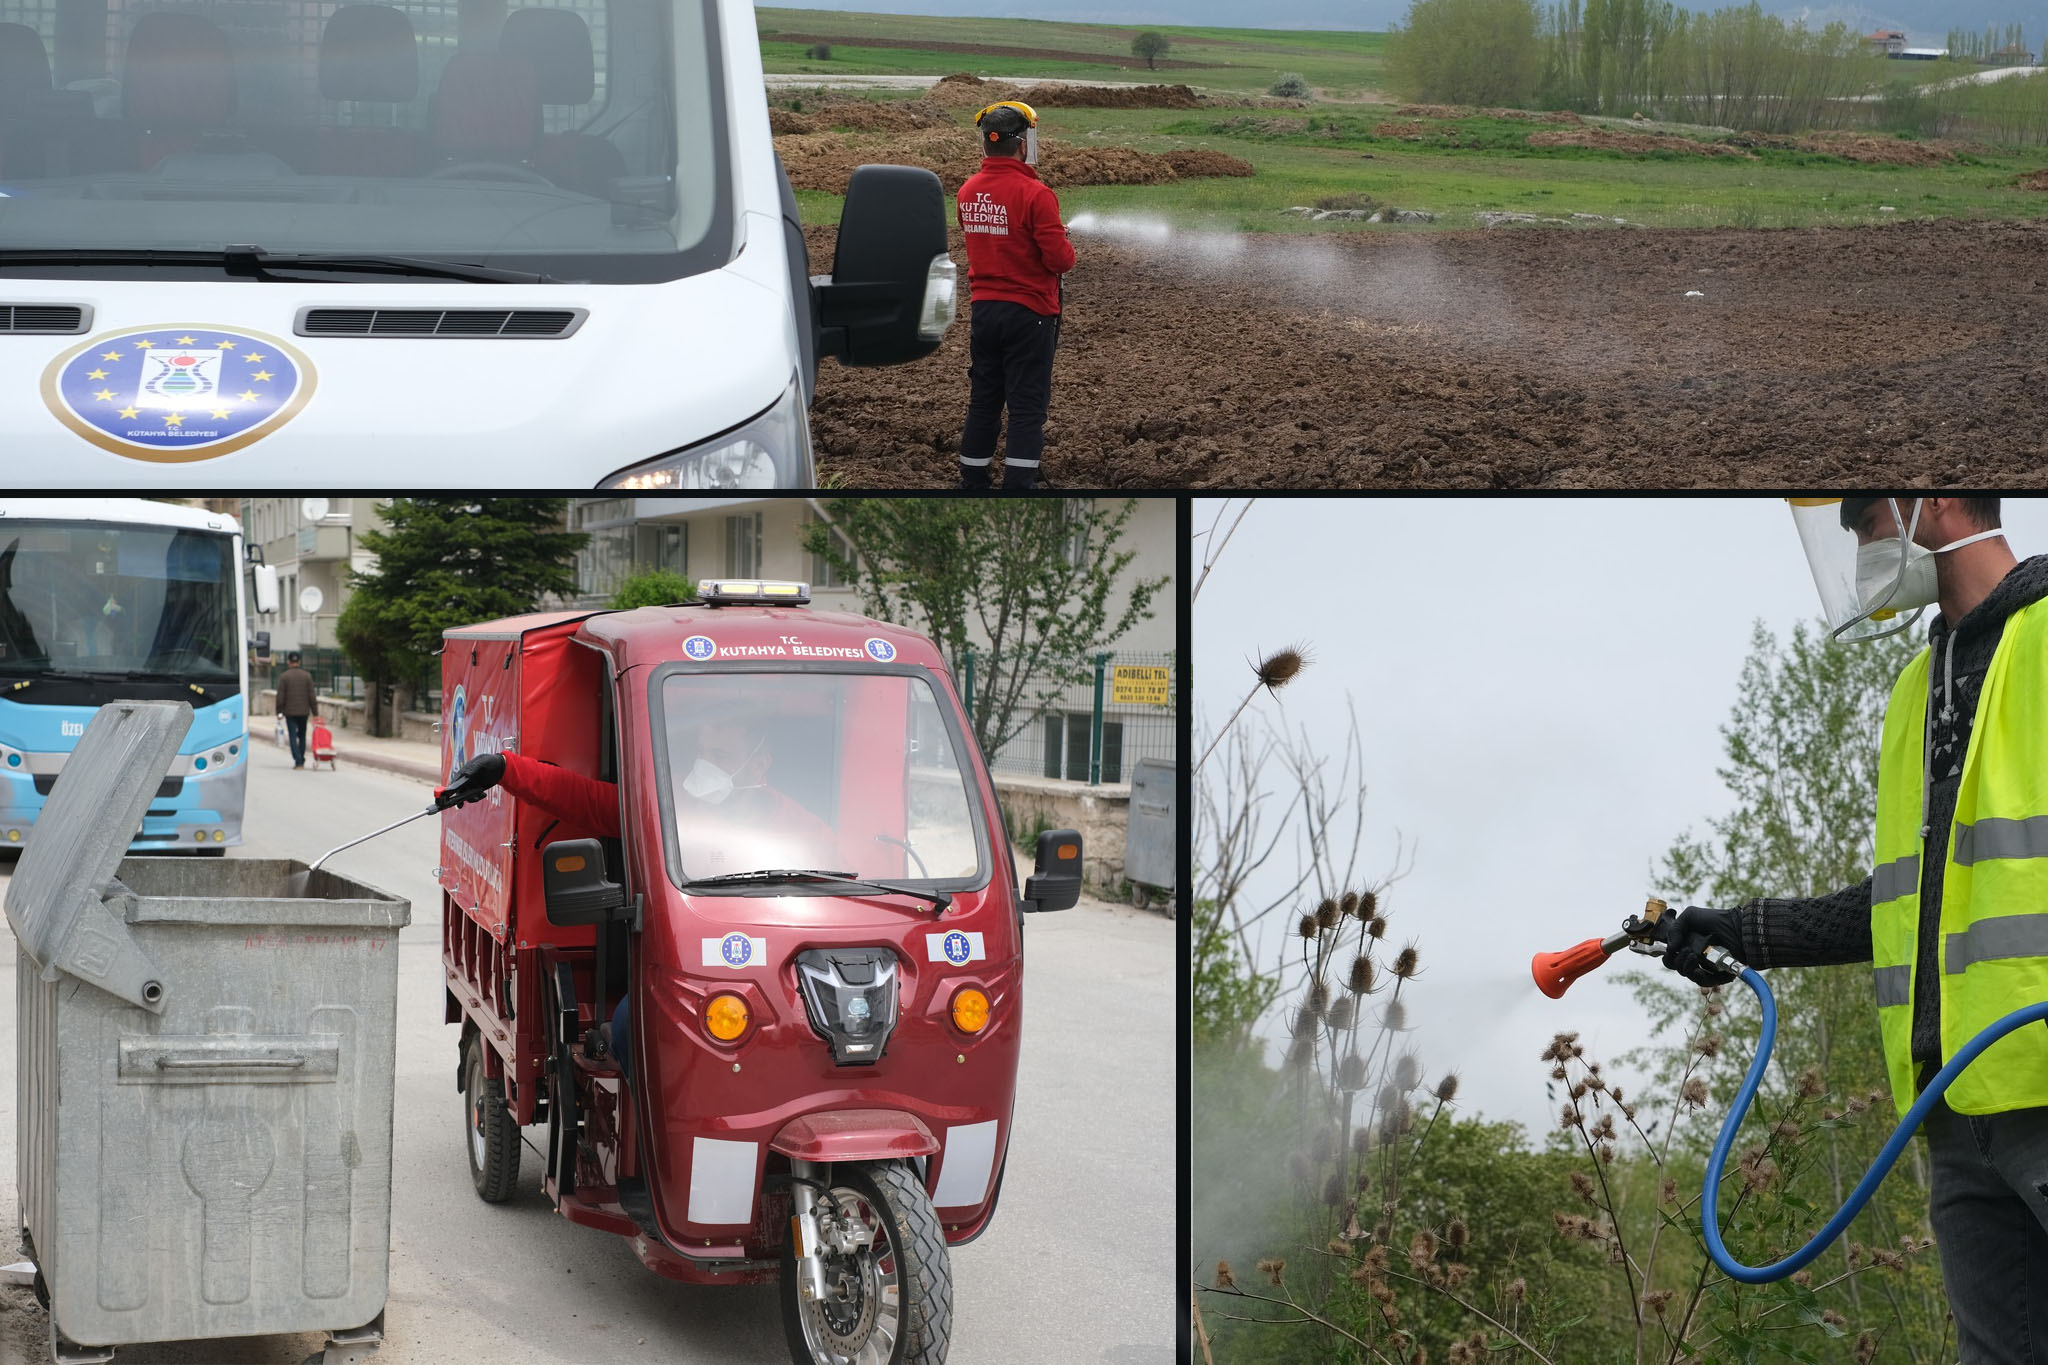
[1660,497,2048,1364]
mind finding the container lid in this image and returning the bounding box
[4,698,190,1011]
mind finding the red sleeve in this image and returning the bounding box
[500,750,620,838]
[1033,186,1076,276]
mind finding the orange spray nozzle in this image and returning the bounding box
[1532,937,1618,999]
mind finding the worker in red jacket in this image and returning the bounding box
[956,100,1076,492]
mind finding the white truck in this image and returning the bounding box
[0,0,954,486]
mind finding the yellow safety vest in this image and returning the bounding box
[1871,598,2048,1117]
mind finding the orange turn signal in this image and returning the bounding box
[706,993,750,1042]
[950,986,989,1034]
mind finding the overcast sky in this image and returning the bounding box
[1192,496,2048,1141]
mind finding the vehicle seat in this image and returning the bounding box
[0,23,51,177]
[311,4,423,177]
[124,12,236,170]
[430,49,539,166]
[500,8,624,196]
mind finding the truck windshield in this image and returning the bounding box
[0,520,239,698]
[655,670,988,890]
[0,0,728,284]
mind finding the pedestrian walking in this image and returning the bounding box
[275,651,317,770]
[956,100,1075,491]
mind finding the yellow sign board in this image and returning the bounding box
[1111,665,1172,707]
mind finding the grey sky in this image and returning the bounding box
[1194,496,2048,1141]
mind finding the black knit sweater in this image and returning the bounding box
[1738,554,2048,1064]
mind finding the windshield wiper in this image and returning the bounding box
[688,868,953,914]
[0,246,551,284]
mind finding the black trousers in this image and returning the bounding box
[960,299,1058,490]
[284,714,308,767]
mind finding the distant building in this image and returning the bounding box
[1867,29,1906,54]
[1896,47,1948,60]
[1987,43,2035,66]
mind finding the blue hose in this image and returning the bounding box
[1702,965,2048,1282]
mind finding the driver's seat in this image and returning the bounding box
[429,50,538,166]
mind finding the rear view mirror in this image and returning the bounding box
[1021,829,1082,913]
[542,838,629,926]
[251,564,279,615]
[813,164,954,367]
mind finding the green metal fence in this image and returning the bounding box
[965,650,1177,786]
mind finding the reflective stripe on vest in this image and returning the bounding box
[1870,596,2048,1118]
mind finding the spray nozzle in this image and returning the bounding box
[1531,898,1672,998]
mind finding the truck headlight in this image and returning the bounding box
[599,375,811,490]
[794,947,899,1067]
[918,256,957,340]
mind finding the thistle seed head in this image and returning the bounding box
[1326,996,1356,1032]
[1384,999,1409,1032]
[1214,1259,1236,1289]
[1349,955,1376,995]
[1316,897,1340,930]
[1447,1218,1469,1253]
[1298,913,1318,941]
[1395,1052,1423,1092]
[1367,915,1388,939]
[1255,646,1306,690]
[1393,943,1420,979]
[1339,1053,1368,1091]
[1435,1072,1460,1103]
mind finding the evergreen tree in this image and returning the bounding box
[337,499,586,734]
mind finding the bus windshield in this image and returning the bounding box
[654,670,989,890]
[0,0,728,284]
[0,520,238,688]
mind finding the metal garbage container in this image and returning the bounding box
[1125,758,1177,908]
[5,701,410,1364]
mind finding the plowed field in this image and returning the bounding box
[808,218,2048,487]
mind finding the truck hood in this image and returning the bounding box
[0,263,795,485]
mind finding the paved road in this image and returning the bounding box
[0,739,1173,1364]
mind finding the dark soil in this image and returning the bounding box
[807,218,2048,487]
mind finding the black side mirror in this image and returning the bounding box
[1021,829,1082,913]
[813,164,955,367]
[542,838,629,926]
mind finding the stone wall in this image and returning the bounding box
[992,773,1131,892]
[252,689,439,743]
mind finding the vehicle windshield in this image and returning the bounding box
[0,520,238,687]
[654,670,987,890]
[0,0,727,283]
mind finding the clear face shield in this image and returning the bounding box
[1789,497,1928,643]
[1790,497,2008,642]
[1023,126,1038,165]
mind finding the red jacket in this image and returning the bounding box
[501,751,619,838]
[957,157,1076,317]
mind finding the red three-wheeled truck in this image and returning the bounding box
[435,580,1081,1365]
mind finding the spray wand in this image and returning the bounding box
[1534,904,2048,1283]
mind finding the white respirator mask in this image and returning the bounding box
[1791,497,2008,643]
[680,738,765,805]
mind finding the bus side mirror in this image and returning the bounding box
[251,564,279,615]
[813,164,955,367]
[1021,829,1082,913]
[542,838,629,926]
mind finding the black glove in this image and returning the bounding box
[436,752,505,810]
[1657,904,1745,986]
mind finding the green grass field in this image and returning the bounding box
[757,8,1386,97]
[766,11,2048,232]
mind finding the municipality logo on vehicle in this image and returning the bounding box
[41,326,315,461]
[703,933,767,968]
[683,635,717,661]
[928,930,985,964]
[450,687,470,768]
[864,638,896,662]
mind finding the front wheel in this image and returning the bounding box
[780,1160,951,1365]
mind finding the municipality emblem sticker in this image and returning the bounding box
[703,933,767,968]
[927,930,985,964]
[683,635,717,661]
[42,326,315,461]
[864,638,897,662]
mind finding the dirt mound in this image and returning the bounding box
[1374,121,1434,140]
[808,218,2048,487]
[1161,148,1255,178]
[1528,128,1755,158]
[1795,132,1970,166]
[923,73,1028,109]
[769,109,818,135]
[1389,104,1580,124]
[775,129,1213,194]
[2020,168,2048,190]
[1029,83,1203,110]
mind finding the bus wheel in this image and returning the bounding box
[462,1041,520,1203]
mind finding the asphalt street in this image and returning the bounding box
[0,737,1172,1365]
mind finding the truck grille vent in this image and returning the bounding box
[0,304,88,334]
[297,308,583,338]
